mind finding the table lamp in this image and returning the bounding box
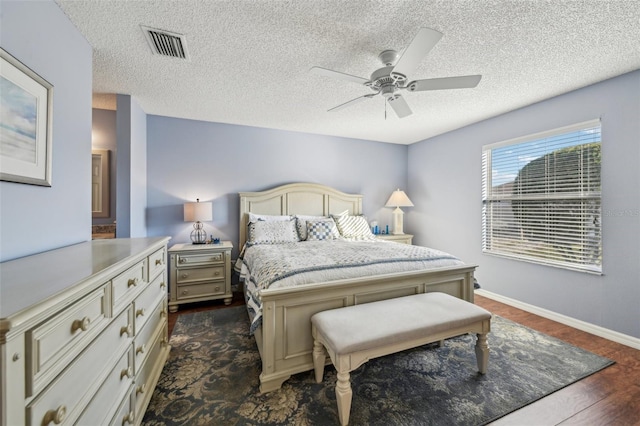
[183,198,212,244]
[385,189,414,235]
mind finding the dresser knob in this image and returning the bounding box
[160,282,166,289]
[179,258,186,264]
[120,366,133,379]
[122,411,135,425]
[215,286,220,292]
[181,273,188,279]
[120,324,133,337]
[127,277,139,287]
[72,316,91,332]
[136,344,146,355]
[43,405,66,425]
[136,308,146,317]
[182,290,188,295]
[136,383,147,395]
[214,271,220,276]
[155,259,162,265]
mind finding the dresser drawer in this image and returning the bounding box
[148,247,166,281]
[27,284,109,397]
[110,386,135,426]
[134,273,166,334]
[176,266,224,284]
[134,323,167,418]
[112,260,146,313]
[133,301,166,373]
[27,307,133,426]
[75,346,134,426]
[176,251,224,266]
[177,281,226,300]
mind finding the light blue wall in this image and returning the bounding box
[146,116,408,257]
[408,70,640,339]
[115,95,148,238]
[92,108,117,225]
[0,0,92,261]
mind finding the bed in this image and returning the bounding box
[237,182,477,393]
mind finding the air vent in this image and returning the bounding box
[141,25,189,60]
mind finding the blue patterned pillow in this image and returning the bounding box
[306,220,340,241]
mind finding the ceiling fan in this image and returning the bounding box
[310,28,482,119]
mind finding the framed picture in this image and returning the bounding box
[1,48,53,186]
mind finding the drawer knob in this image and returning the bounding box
[136,308,146,317]
[181,273,188,279]
[136,344,146,355]
[155,259,163,265]
[214,271,220,276]
[120,324,133,337]
[181,290,188,295]
[44,405,66,425]
[120,366,133,379]
[127,277,139,287]
[72,316,91,332]
[215,286,221,292]
[179,258,187,264]
[123,411,135,425]
[160,282,166,289]
[136,383,147,395]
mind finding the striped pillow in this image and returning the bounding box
[331,212,375,240]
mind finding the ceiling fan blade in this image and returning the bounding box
[407,75,482,92]
[310,66,370,85]
[328,94,374,112]
[391,28,443,80]
[387,94,412,118]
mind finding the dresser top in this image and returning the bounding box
[0,237,170,321]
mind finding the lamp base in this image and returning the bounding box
[391,207,405,235]
[190,222,207,244]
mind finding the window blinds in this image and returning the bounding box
[482,120,602,273]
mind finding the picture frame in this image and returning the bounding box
[1,48,53,186]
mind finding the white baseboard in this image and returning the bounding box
[476,289,640,350]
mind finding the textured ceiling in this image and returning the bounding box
[56,0,640,145]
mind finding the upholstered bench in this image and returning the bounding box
[311,292,492,426]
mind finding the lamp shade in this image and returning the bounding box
[183,199,212,222]
[385,189,414,208]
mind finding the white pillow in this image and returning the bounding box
[248,219,299,244]
[331,211,375,240]
[248,213,292,223]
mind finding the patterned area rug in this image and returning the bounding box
[143,306,613,426]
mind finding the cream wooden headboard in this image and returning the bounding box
[238,182,363,248]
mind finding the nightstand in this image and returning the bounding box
[168,242,233,312]
[376,234,413,245]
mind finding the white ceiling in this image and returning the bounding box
[56,0,640,145]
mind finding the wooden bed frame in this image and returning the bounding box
[238,183,477,393]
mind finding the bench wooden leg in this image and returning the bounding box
[475,332,489,374]
[335,371,352,426]
[313,340,326,383]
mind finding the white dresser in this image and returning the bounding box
[0,237,171,426]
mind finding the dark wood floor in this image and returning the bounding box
[168,293,640,425]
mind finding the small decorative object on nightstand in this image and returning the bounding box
[168,241,233,312]
[377,234,414,245]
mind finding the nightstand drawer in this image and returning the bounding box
[176,252,223,266]
[176,266,224,284]
[176,281,226,300]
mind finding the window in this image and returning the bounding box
[482,120,601,273]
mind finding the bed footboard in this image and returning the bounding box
[255,265,476,393]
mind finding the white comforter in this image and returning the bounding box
[235,240,464,333]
